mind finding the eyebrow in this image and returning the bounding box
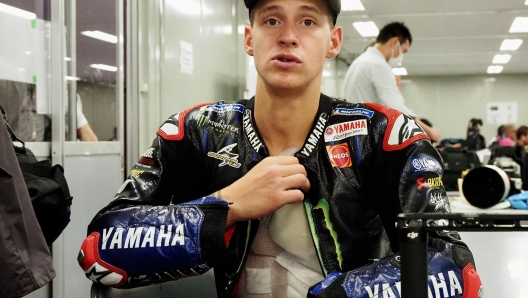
[257,4,322,17]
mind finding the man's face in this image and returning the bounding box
[244,0,342,92]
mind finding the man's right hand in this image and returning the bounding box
[220,156,310,227]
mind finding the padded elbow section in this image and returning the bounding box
[78,197,229,288]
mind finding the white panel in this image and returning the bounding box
[61,154,122,298]
[459,232,528,298]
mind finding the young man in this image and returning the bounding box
[343,22,441,143]
[78,0,481,297]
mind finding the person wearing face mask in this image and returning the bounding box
[343,22,440,142]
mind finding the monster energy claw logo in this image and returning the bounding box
[314,198,342,268]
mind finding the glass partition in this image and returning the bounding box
[0,0,51,142]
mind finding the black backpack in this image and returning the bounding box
[440,147,482,191]
[1,106,72,245]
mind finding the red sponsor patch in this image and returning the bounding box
[326,143,352,168]
[416,177,429,190]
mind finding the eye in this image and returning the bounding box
[266,19,278,26]
[303,19,315,26]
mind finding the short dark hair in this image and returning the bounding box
[517,125,528,140]
[248,0,336,27]
[420,118,432,127]
[376,22,412,45]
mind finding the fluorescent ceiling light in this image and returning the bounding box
[487,65,503,74]
[492,54,511,64]
[64,76,80,81]
[500,39,523,51]
[525,0,528,5]
[90,64,117,72]
[353,21,379,37]
[64,57,72,61]
[323,70,332,77]
[18,68,25,72]
[81,30,117,44]
[509,17,528,33]
[0,3,36,19]
[342,0,365,11]
[392,68,408,76]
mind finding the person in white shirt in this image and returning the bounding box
[343,22,440,142]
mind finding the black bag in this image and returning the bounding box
[1,105,72,245]
[440,147,481,191]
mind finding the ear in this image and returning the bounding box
[326,26,343,58]
[244,26,254,56]
[389,36,399,47]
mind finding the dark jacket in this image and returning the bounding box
[79,94,465,297]
[0,113,55,298]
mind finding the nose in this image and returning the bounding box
[278,22,298,47]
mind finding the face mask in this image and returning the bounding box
[388,41,404,67]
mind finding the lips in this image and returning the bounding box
[272,54,301,63]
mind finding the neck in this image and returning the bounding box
[374,43,391,62]
[253,78,321,156]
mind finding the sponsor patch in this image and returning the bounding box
[207,143,241,168]
[243,110,263,153]
[324,119,368,142]
[364,102,429,151]
[429,190,450,212]
[332,108,374,118]
[300,113,327,157]
[196,115,239,135]
[417,177,443,190]
[326,144,352,168]
[388,114,426,146]
[411,157,442,175]
[130,169,144,178]
[201,103,244,113]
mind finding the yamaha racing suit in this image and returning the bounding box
[78,94,482,297]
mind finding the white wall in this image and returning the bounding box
[138,0,246,152]
[401,74,528,143]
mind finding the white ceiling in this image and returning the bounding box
[336,0,528,76]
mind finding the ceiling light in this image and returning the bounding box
[323,70,332,77]
[392,68,408,76]
[500,39,523,51]
[342,0,365,11]
[352,21,379,37]
[64,76,80,81]
[525,0,528,5]
[90,64,117,72]
[492,54,511,64]
[81,30,117,43]
[64,57,72,61]
[509,17,528,33]
[0,3,36,19]
[487,65,503,74]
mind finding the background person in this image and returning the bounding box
[343,22,440,142]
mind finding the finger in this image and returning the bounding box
[265,156,300,165]
[281,189,305,204]
[277,163,307,177]
[281,174,310,192]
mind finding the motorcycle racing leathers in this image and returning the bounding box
[78,94,481,297]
